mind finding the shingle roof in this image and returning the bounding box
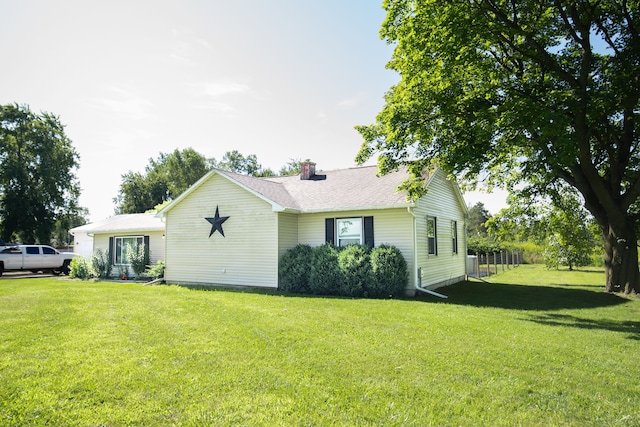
[218,165,414,212]
[70,213,165,234]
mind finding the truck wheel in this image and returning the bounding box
[61,260,71,275]
[52,269,62,276]
[0,263,3,277]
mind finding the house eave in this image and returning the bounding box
[88,227,165,235]
[298,203,414,214]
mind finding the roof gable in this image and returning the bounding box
[158,165,466,216]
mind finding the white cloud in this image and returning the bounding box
[168,27,212,67]
[190,101,236,113]
[91,86,155,120]
[203,82,251,97]
[185,81,251,117]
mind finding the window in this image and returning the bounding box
[326,217,374,247]
[114,236,144,265]
[25,246,39,255]
[451,220,458,254]
[427,216,437,255]
[337,217,363,247]
[42,246,56,255]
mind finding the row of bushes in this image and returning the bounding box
[69,249,112,279]
[279,243,408,298]
[69,247,164,281]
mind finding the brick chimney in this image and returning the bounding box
[300,161,316,180]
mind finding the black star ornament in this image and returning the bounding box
[205,206,230,238]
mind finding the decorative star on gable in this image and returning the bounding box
[205,206,230,238]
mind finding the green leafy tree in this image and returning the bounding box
[486,194,543,245]
[278,159,304,176]
[114,171,168,214]
[114,148,211,214]
[467,202,491,237]
[0,104,83,243]
[357,1,640,293]
[543,190,595,270]
[212,150,274,176]
[52,208,88,247]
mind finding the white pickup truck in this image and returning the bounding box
[0,245,78,277]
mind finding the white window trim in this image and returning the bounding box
[336,217,363,247]
[427,216,437,256]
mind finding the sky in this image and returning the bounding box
[0,0,506,222]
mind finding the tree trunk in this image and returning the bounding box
[602,221,639,294]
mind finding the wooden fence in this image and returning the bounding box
[467,250,523,278]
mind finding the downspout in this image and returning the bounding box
[408,207,448,299]
[416,267,448,298]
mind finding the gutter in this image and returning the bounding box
[408,206,448,299]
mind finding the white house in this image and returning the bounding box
[157,162,468,296]
[69,213,165,276]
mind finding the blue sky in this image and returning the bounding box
[0,0,505,221]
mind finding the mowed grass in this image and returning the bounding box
[1,265,639,426]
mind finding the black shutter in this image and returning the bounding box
[109,237,115,264]
[325,218,335,244]
[434,218,438,256]
[364,216,374,248]
[143,235,150,261]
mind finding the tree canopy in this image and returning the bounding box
[357,0,640,293]
[115,149,293,214]
[211,150,275,177]
[114,148,211,214]
[467,202,491,237]
[0,104,83,244]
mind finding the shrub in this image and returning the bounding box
[309,244,343,296]
[337,245,371,297]
[144,260,165,280]
[279,244,313,293]
[128,243,150,278]
[69,257,92,280]
[279,243,409,299]
[91,248,112,279]
[369,244,408,298]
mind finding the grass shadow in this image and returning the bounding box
[524,313,640,340]
[428,281,628,311]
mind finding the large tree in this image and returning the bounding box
[357,0,640,293]
[467,202,491,237]
[0,104,82,244]
[114,148,211,214]
[211,150,275,177]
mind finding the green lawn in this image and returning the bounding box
[1,265,639,426]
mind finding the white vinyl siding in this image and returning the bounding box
[164,174,279,288]
[277,213,298,258]
[413,169,467,290]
